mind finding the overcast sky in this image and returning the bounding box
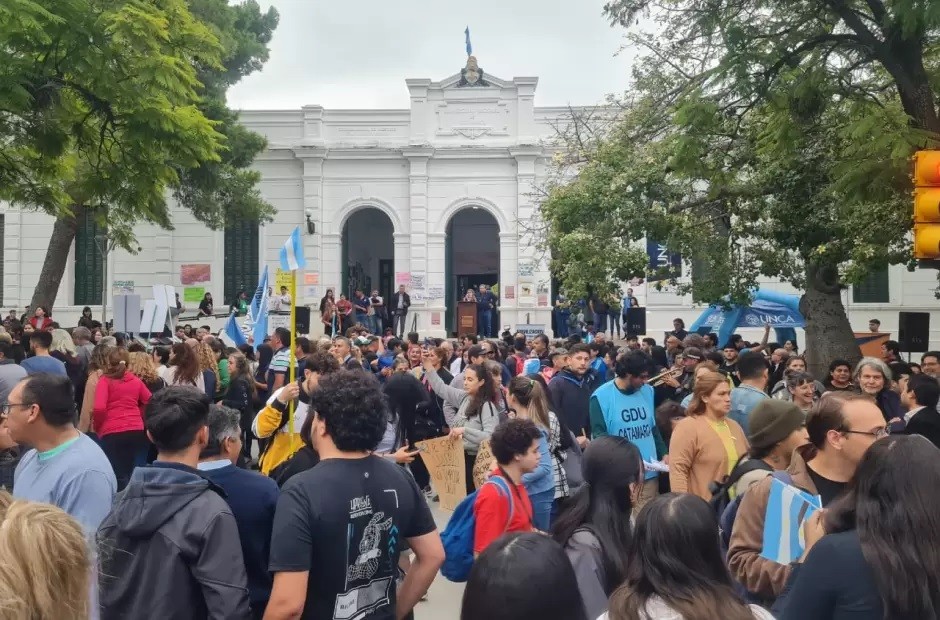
[226,0,635,110]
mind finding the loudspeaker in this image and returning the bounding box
[294,306,311,335]
[626,307,647,336]
[899,311,930,353]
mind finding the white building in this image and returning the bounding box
[3,58,562,337]
[2,58,937,345]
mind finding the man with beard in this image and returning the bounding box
[589,350,667,512]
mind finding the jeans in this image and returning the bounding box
[355,312,368,329]
[608,310,621,337]
[555,310,570,337]
[528,489,554,531]
[480,310,493,337]
[593,312,607,334]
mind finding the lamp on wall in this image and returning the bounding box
[304,209,316,235]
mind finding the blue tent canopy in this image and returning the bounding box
[689,289,804,348]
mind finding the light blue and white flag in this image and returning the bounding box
[249,265,269,323]
[222,312,247,347]
[760,476,822,564]
[465,27,472,56]
[279,226,306,272]
[243,265,270,350]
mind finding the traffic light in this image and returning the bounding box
[913,150,940,259]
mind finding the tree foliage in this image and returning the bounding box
[0,0,278,308]
[543,0,940,366]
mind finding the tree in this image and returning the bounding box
[542,0,939,375]
[0,0,278,310]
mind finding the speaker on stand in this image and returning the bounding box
[898,311,930,353]
[626,307,647,337]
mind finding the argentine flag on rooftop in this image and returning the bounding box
[280,226,306,272]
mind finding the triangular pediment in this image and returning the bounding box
[436,67,512,90]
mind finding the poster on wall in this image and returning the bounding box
[304,286,318,299]
[519,281,535,305]
[180,264,211,285]
[183,287,205,303]
[409,272,426,303]
[409,272,426,290]
[427,286,444,300]
[275,269,293,291]
[304,272,319,285]
[396,272,411,286]
[518,262,534,278]
[431,312,441,326]
[112,280,135,295]
[537,294,549,307]
[504,285,515,301]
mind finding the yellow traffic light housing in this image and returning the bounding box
[913,151,940,259]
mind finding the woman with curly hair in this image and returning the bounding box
[79,342,114,433]
[128,351,166,395]
[194,342,220,398]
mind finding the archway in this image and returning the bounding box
[445,207,500,335]
[341,208,394,331]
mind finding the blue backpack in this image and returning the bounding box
[440,476,514,582]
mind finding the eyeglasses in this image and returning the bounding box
[842,426,891,439]
[0,402,32,417]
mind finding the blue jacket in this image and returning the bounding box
[549,368,602,439]
[522,427,553,495]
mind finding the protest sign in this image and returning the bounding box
[416,436,466,511]
[760,476,822,564]
[472,440,495,489]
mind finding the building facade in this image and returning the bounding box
[2,59,564,337]
[2,60,937,345]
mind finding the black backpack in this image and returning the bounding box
[708,458,774,518]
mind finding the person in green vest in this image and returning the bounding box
[229,291,249,317]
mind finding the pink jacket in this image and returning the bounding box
[92,373,152,437]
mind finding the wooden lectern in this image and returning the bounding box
[457,301,477,337]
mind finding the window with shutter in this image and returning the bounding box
[224,221,259,307]
[74,211,105,306]
[852,267,890,304]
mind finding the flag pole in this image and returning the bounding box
[288,270,297,451]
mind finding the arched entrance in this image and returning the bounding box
[341,208,394,330]
[445,207,500,335]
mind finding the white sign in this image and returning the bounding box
[515,324,546,338]
[427,286,444,300]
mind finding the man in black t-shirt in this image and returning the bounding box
[265,370,443,620]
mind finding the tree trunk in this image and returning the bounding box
[29,210,80,314]
[799,263,861,380]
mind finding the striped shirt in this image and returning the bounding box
[266,347,291,392]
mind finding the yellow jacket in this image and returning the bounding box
[252,386,309,475]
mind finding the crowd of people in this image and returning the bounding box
[2,302,940,620]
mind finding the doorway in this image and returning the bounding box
[445,208,500,335]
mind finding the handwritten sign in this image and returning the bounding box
[472,440,496,490]
[416,436,466,511]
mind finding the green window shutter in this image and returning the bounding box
[224,221,259,306]
[74,211,105,306]
[852,267,889,304]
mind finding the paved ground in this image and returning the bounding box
[414,501,464,618]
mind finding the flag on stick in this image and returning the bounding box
[760,476,822,564]
[222,312,247,347]
[278,226,306,451]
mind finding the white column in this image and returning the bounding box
[296,148,326,312]
[403,147,434,334]
[511,147,552,332]
[427,231,447,338]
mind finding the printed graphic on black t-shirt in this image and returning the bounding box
[269,456,436,620]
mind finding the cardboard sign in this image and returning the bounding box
[472,440,496,490]
[416,436,467,511]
